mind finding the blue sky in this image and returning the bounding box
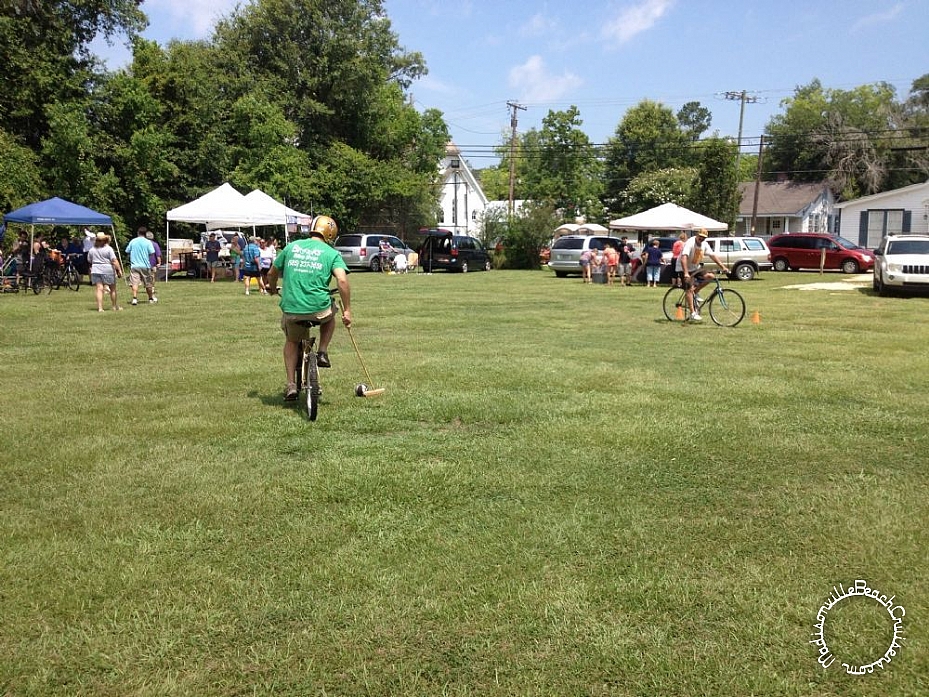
[95,0,929,167]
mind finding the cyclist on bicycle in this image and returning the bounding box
[266,215,352,401]
[676,228,729,321]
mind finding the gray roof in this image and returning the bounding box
[738,181,829,216]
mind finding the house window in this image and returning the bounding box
[868,209,904,237]
[771,219,782,231]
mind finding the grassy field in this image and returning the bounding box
[1,268,927,696]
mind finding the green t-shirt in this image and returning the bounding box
[272,238,347,315]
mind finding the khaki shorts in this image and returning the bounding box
[130,267,154,288]
[281,304,335,342]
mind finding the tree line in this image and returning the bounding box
[480,78,929,227]
[1,0,927,254]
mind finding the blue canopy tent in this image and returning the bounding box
[3,197,120,277]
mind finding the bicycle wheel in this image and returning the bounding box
[708,288,746,327]
[294,339,304,390]
[65,266,81,291]
[662,287,689,322]
[305,350,319,421]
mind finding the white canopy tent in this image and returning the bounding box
[577,223,609,234]
[165,183,246,282]
[239,189,310,240]
[609,203,728,232]
[164,183,311,281]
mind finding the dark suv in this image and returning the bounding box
[418,230,492,273]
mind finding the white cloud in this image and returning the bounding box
[600,0,674,45]
[850,3,904,33]
[520,12,558,38]
[508,55,583,103]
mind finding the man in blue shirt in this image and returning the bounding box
[125,226,157,305]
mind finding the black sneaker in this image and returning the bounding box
[284,383,298,401]
[317,351,331,368]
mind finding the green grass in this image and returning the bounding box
[1,269,927,696]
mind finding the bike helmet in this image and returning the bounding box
[309,215,338,244]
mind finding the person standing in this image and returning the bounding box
[642,239,664,287]
[81,229,95,285]
[145,230,162,295]
[204,232,222,283]
[604,242,619,285]
[671,232,687,287]
[618,237,633,286]
[229,232,243,282]
[88,232,123,311]
[677,228,729,322]
[266,215,351,401]
[259,238,276,293]
[125,226,157,305]
[241,236,263,295]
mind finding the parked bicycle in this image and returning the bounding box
[662,276,746,327]
[57,254,83,291]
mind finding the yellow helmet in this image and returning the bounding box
[309,215,338,244]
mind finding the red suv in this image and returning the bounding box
[767,233,874,274]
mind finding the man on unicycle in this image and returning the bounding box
[677,228,729,322]
[267,216,352,401]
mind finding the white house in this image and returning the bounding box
[736,181,835,236]
[437,143,488,237]
[834,179,929,248]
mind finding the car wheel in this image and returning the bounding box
[875,272,889,296]
[773,257,790,272]
[841,259,859,274]
[483,259,492,271]
[460,261,469,273]
[554,271,567,278]
[732,263,755,281]
[370,257,381,272]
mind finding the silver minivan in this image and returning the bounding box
[547,235,626,277]
[334,233,413,272]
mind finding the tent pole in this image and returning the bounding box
[165,220,170,284]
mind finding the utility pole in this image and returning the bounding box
[723,90,758,177]
[507,101,526,217]
[750,135,765,235]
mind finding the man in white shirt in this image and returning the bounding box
[676,228,729,321]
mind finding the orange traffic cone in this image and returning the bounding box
[675,305,685,321]
[751,310,761,324]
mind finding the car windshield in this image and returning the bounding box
[888,239,929,255]
[552,237,584,250]
[835,236,862,250]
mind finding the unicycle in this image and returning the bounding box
[293,328,321,421]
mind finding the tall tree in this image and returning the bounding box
[619,167,696,216]
[764,79,921,198]
[677,101,712,142]
[213,0,425,155]
[0,0,146,150]
[603,99,688,214]
[690,137,739,228]
[530,106,603,221]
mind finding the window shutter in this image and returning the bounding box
[902,210,912,233]
[859,211,868,246]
